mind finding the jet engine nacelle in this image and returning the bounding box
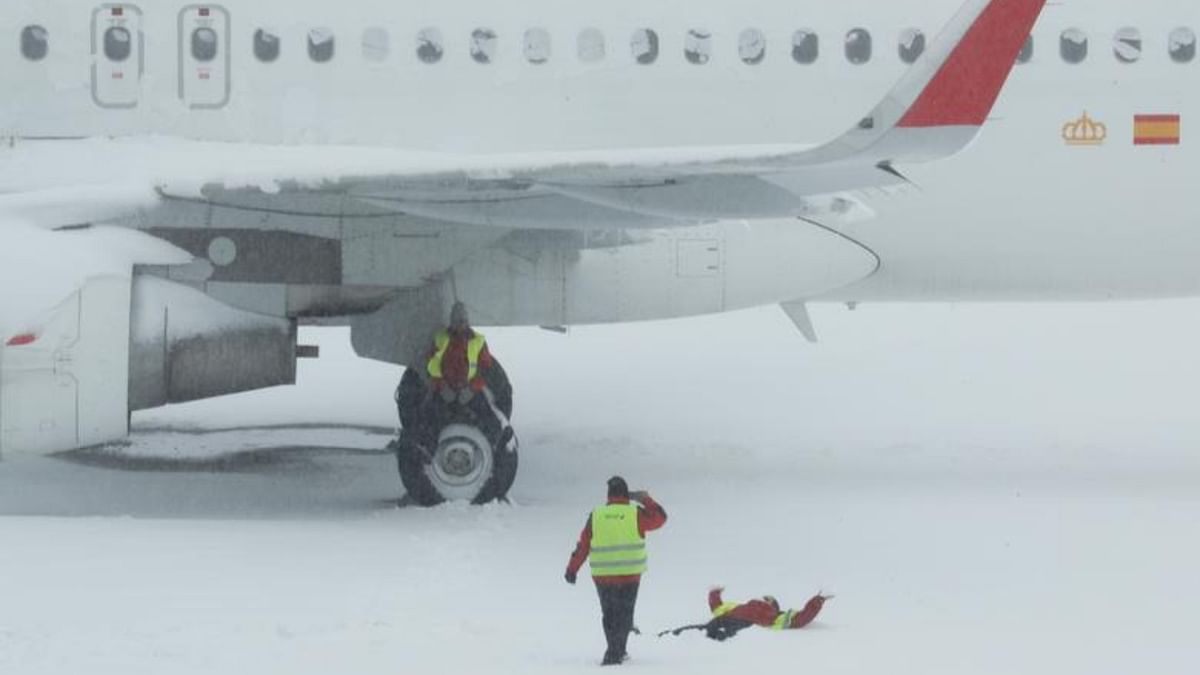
[1,275,296,456]
[127,276,296,411]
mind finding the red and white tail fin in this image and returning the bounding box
[809,0,1048,166]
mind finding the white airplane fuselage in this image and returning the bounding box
[3,0,1199,315]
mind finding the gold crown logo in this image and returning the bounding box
[1062,112,1107,145]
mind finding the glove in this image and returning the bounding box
[565,571,577,585]
[629,490,649,502]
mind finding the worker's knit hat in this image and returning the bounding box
[607,476,629,499]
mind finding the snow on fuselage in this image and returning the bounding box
[2,0,1198,316]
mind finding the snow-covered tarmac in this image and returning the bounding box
[3,305,1199,674]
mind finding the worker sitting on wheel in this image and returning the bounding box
[426,301,494,404]
[395,302,512,436]
[390,301,519,506]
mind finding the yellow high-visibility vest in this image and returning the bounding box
[712,602,739,618]
[771,610,795,630]
[589,504,647,577]
[426,330,486,382]
[713,600,789,629]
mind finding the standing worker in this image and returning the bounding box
[565,476,668,666]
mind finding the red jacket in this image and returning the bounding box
[428,328,493,391]
[708,588,826,629]
[566,496,667,585]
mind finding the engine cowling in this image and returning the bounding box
[0,276,132,455]
[128,276,295,410]
[1,275,296,456]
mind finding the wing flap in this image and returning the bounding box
[354,189,682,229]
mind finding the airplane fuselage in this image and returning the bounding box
[3,0,1199,317]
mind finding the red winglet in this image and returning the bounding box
[6,333,38,347]
[898,0,1047,128]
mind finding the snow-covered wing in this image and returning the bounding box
[1,0,1044,231]
[148,0,1044,229]
[0,184,159,230]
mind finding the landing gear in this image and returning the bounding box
[393,365,518,506]
[396,421,518,506]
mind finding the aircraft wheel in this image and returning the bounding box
[396,422,518,506]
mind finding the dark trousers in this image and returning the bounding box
[595,580,640,660]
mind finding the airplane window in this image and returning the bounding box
[471,28,498,64]
[1060,28,1088,64]
[1169,27,1196,63]
[631,28,659,65]
[20,25,49,61]
[308,27,335,63]
[899,28,925,63]
[739,28,766,64]
[254,29,281,62]
[578,28,605,63]
[684,29,712,65]
[845,28,872,65]
[791,29,819,64]
[1017,35,1034,63]
[524,27,551,64]
[362,27,390,62]
[416,28,444,64]
[104,26,132,62]
[192,27,218,63]
[1113,27,1142,63]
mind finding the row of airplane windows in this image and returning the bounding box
[17,24,1200,67]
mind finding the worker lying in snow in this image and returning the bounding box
[658,587,831,641]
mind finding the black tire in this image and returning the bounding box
[400,361,512,425]
[472,426,519,505]
[395,431,444,507]
[395,368,427,430]
[484,358,514,420]
[394,422,519,506]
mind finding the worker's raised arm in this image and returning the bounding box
[708,587,725,611]
[635,494,667,534]
[785,594,830,630]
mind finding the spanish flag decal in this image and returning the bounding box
[1134,114,1181,145]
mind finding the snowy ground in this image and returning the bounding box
[3,304,1200,674]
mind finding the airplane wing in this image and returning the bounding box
[0,0,1044,232]
[133,0,1041,230]
[0,184,159,230]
